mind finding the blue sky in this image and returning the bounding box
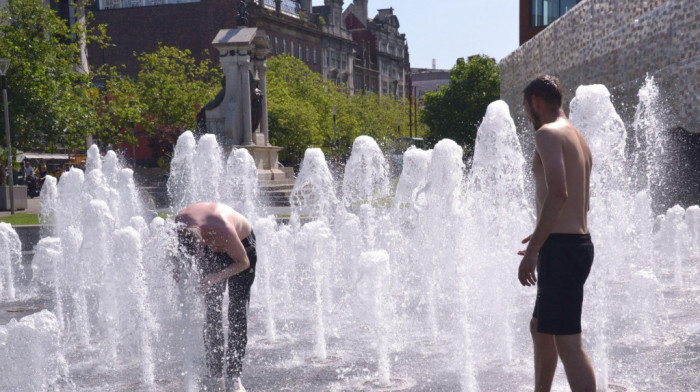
[312,0,520,70]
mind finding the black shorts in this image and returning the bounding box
[533,233,594,335]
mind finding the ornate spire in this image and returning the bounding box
[237,0,249,27]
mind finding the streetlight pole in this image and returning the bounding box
[0,58,13,215]
[332,106,337,158]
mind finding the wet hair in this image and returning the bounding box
[523,75,563,108]
[177,225,202,258]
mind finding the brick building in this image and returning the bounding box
[88,0,410,98]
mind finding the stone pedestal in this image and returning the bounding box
[241,144,285,181]
[201,28,296,205]
[0,186,28,211]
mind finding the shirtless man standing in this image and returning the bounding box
[517,75,596,392]
[176,203,256,392]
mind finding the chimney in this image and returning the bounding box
[353,0,368,24]
[300,0,312,14]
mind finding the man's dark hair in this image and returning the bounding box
[523,75,563,107]
[177,225,202,258]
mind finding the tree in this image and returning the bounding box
[0,0,107,151]
[267,54,413,167]
[134,45,222,135]
[421,55,500,155]
[94,45,222,160]
[266,55,331,167]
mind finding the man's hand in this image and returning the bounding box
[199,273,220,294]
[518,252,538,286]
[518,235,537,286]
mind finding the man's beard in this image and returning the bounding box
[530,110,542,131]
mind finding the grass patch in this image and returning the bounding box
[0,213,40,226]
[157,211,175,220]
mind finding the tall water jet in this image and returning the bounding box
[102,150,121,188]
[570,84,630,389]
[356,250,392,386]
[342,135,389,208]
[632,76,667,198]
[296,220,335,361]
[342,136,390,250]
[116,168,144,226]
[31,238,64,327]
[393,147,431,209]
[83,199,119,360]
[222,148,259,218]
[253,217,278,342]
[0,310,68,391]
[391,147,431,327]
[413,139,464,346]
[290,148,337,220]
[687,205,700,262]
[112,227,156,385]
[658,205,689,288]
[86,144,102,174]
[0,222,21,300]
[193,134,224,203]
[466,100,530,364]
[168,131,198,212]
[39,176,59,230]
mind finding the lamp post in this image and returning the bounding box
[332,106,337,158]
[0,58,14,215]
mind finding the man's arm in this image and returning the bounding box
[526,129,569,254]
[518,129,568,286]
[201,227,250,288]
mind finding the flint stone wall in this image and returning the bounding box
[500,0,699,134]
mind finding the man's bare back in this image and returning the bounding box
[176,202,252,287]
[532,117,592,234]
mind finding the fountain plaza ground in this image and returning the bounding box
[1,83,700,391]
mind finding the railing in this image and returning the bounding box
[280,0,300,17]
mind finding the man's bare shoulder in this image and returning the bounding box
[176,203,224,226]
[534,126,564,152]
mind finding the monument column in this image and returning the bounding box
[255,58,270,146]
[221,51,239,146]
[239,51,254,146]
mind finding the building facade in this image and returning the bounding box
[88,0,410,98]
[502,0,700,208]
[520,0,582,44]
[410,68,450,100]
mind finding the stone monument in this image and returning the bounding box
[199,27,291,185]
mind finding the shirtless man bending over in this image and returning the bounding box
[176,203,256,392]
[517,75,596,392]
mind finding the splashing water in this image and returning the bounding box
[3,77,698,391]
[0,223,21,300]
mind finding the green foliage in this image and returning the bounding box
[267,55,412,167]
[134,45,222,134]
[94,45,222,151]
[421,55,500,155]
[0,0,107,151]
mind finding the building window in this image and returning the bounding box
[314,48,317,64]
[299,44,303,60]
[99,0,197,10]
[283,40,287,54]
[291,42,295,57]
[531,0,579,27]
[306,47,310,62]
[275,37,279,54]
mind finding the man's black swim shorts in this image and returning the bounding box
[532,233,594,335]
